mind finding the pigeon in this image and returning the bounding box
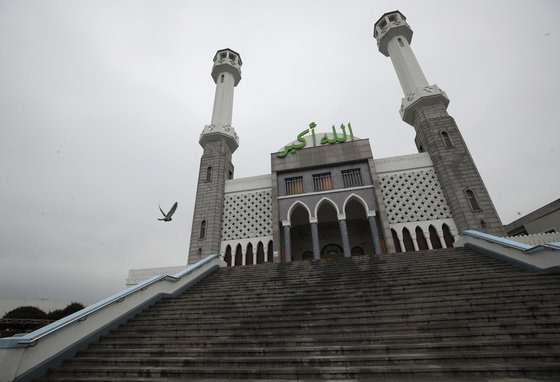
[158,202,178,222]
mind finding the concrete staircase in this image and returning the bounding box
[38,248,560,381]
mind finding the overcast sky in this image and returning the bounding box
[1,0,559,305]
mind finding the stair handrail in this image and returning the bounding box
[463,230,560,253]
[0,254,219,349]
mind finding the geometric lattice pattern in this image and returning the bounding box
[221,190,273,240]
[379,168,452,224]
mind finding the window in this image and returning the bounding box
[441,131,453,148]
[285,176,304,195]
[313,173,332,192]
[220,52,227,59]
[199,220,207,239]
[205,167,212,183]
[342,168,363,188]
[398,38,404,47]
[229,53,237,61]
[228,170,233,180]
[388,15,397,23]
[220,74,224,83]
[465,189,482,211]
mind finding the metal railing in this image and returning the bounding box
[0,254,219,348]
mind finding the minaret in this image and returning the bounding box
[188,48,242,264]
[374,11,504,236]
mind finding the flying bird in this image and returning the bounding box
[158,202,178,222]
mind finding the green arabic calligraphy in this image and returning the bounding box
[277,122,354,158]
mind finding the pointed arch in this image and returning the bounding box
[256,241,265,264]
[342,193,370,215]
[224,244,232,267]
[442,224,455,248]
[287,201,312,221]
[402,227,415,252]
[391,229,402,252]
[245,243,254,265]
[415,226,429,251]
[429,225,442,249]
[314,197,340,218]
[234,244,243,266]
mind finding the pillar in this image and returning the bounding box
[282,221,292,263]
[338,214,351,258]
[310,217,321,260]
[367,212,383,255]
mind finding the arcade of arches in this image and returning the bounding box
[391,223,455,252]
[223,240,273,267]
[282,197,384,262]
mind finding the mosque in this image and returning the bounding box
[4,11,560,382]
[185,10,504,268]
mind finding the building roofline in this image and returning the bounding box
[504,198,560,231]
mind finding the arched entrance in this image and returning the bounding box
[442,224,455,248]
[224,245,232,267]
[290,204,312,261]
[234,244,243,266]
[415,226,429,250]
[344,197,375,256]
[402,227,415,252]
[256,242,265,264]
[317,200,342,259]
[391,229,402,252]
[321,243,344,259]
[246,243,254,265]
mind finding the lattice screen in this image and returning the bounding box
[222,190,273,240]
[379,169,452,224]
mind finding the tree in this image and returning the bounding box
[3,306,47,320]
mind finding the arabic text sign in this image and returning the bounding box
[277,122,354,158]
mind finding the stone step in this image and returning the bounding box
[166,283,560,306]
[140,293,559,319]
[183,268,552,289]
[149,287,560,313]
[39,248,560,381]
[128,302,560,326]
[117,311,560,334]
[42,363,560,379]
[64,351,560,368]
[100,326,560,345]
[82,338,560,357]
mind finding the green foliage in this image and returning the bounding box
[3,306,47,319]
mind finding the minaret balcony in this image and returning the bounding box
[199,124,239,153]
[399,84,450,126]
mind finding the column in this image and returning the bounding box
[424,230,433,250]
[367,212,383,255]
[310,217,321,261]
[438,231,447,248]
[398,234,406,253]
[411,234,419,251]
[282,220,292,263]
[338,214,351,258]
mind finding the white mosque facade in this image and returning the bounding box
[129,10,505,282]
